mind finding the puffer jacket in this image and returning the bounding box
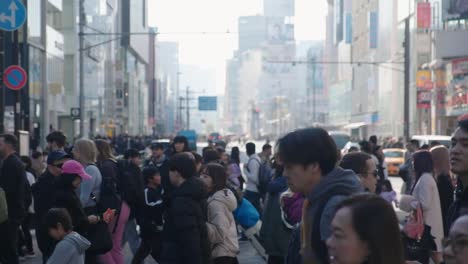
[206,188,239,259]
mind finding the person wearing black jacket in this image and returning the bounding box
[32,151,71,263]
[160,153,211,264]
[144,143,172,202]
[0,134,28,264]
[120,149,145,255]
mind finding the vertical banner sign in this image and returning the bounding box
[417,2,431,29]
[416,70,433,90]
[369,11,378,49]
[345,13,352,44]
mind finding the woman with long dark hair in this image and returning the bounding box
[430,145,454,236]
[95,139,131,264]
[200,163,239,264]
[412,150,444,263]
[326,194,405,264]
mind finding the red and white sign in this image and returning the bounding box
[417,2,431,29]
[452,57,468,76]
[3,65,27,91]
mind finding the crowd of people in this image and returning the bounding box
[0,114,467,264]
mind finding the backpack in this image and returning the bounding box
[247,158,272,196]
[0,187,7,224]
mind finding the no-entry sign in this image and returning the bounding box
[3,65,27,90]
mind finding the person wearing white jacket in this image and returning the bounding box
[201,163,239,264]
[412,150,444,263]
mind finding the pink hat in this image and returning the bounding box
[62,160,92,181]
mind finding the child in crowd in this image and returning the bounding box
[380,180,399,207]
[132,167,164,264]
[45,208,91,264]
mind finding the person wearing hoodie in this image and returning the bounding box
[160,153,211,264]
[45,208,91,264]
[200,163,239,264]
[260,160,291,264]
[33,151,71,263]
[277,128,363,264]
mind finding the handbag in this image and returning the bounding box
[85,221,113,255]
[403,205,424,240]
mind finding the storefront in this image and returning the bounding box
[445,57,468,133]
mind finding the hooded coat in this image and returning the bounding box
[288,167,363,264]
[161,177,211,264]
[46,232,91,264]
[206,188,239,259]
[53,173,89,235]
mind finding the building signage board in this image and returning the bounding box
[198,96,217,111]
[416,70,433,89]
[452,57,468,76]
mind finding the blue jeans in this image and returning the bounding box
[244,190,262,218]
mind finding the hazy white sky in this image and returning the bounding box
[148,0,327,93]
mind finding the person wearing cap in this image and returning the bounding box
[0,134,28,264]
[33,150,71,263]
[52,160,97,236]
[447,114,468,233]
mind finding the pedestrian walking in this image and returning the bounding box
[243,142,262,215]
[277,128,362,264]
[95,139,130,264]
[45,208,91,264]
[168,136,190,157]
[144,143,172,201]
[400,140,420,195]
[31,150,46,177]
[340,152,378,193]
[0,134,28,264]
[160,153,211,264]
[260,160,291,264]
[46,131,67,152]
[120,149,145,256]
[201,163,239,264]
[412,150,444,263]
[447,114,468,233]
[132,167,164,264]
[32,150,71,263]
[17,156,37,258]
[259,143,273,167]
[430,145,455,236]
[228,147,243,190]
[326,194,405,264]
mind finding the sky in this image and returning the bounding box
[148,0,327,94]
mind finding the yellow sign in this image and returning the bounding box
[416,70,432,89]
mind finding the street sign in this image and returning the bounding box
[3,65,27,90]
[0,0,27,31]
[71,108,81,119]
[198,96,217,111]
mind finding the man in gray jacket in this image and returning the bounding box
[45,208,91,264]
[278,128,363,264]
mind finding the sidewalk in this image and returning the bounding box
[24,232,266,264]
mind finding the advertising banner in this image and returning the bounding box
[417,2,431,29]
[417,90,432,109]
[416,70,433,89]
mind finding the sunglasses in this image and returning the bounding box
[53,163,64,169]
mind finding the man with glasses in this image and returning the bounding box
[339,152,378,194]
[444,215,468,264]
[32,150,70,263]
[447,114,468,234]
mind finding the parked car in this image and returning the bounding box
[208,132,223,144]
[383,148,406,176]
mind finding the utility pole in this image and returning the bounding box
[403,18,410,141]
[311,56,317,124]
[186,86,190,130]
[79,0,85,138]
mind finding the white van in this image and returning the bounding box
[411,135,452,148]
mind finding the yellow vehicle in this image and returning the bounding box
[383,148,407,176]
